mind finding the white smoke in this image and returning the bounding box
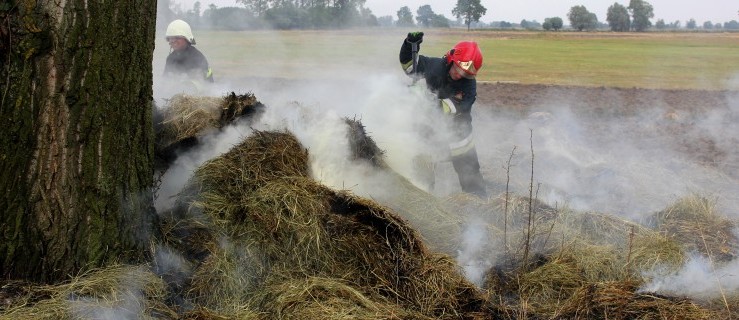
[456,215,499,287]
[640,252,739,300]
[249,73,456,199]
[474,89,739,221]
[154,121,252,212]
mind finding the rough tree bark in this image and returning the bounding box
[1,0,157,283]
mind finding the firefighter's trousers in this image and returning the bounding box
[448,112,487,198]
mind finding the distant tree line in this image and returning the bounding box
[160,0,739,32]
[563,0,737,32]
[160,0,487,30]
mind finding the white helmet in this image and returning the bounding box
[166,19,195,45]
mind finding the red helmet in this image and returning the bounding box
[445,41,483,77]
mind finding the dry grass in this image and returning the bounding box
[651,194,738,262]
[556,280,719,319]
[0,265,175,320]
[477,196,726,319]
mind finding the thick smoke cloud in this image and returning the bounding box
[475,94,739,222]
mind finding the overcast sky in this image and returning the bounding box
[175,0,737,24]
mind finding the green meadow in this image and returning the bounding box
[188,29,739,90]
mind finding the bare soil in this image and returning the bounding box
[477,82,734,114]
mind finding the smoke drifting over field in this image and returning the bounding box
[152,24,738,303]
[473,92,739,221]
[641,252,739,300]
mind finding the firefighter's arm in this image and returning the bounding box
[400,32,423,75]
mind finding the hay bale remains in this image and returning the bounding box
[154,92,265,171]
[182,130,492,318]
[0,265,175,320]
[157,92,263,142]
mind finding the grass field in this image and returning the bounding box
[168,29,739,91]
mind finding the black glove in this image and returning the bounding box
[405,31,424,44]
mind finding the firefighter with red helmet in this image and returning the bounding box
[164,20,214,86]
[400,32,487,198]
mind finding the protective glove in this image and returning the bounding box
[405,31,424,44]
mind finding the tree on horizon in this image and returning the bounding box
[452,0,487,31]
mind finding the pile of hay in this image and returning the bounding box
[2,118,490,319]
[173,130,492,318]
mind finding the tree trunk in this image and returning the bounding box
[1,0,157,283]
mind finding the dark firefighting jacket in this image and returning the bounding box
[164,45,214,83]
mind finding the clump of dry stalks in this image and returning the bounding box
[154,92,264,171]
[156,92,263,143]
[3,96,737,319]
[650,194,738,262]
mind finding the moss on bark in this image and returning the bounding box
[1,0,158,283]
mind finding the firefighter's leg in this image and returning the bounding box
[450,146,487,198]
[448,113,487,198]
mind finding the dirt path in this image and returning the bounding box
[477,82,734,114]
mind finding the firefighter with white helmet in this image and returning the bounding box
[400,32,487,198]
[164,19,213,86]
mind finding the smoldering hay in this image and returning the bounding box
[3,91,738,319]
[172,128,491,318]
[154,92,494,317]
[157,94,736,318]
